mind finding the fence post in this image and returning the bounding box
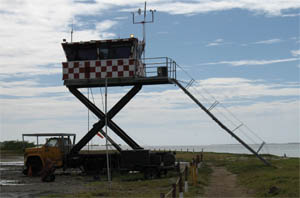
[176,161,180,173]
[184,165,188,192]
[160,193,165,198]
[172,183,176,198]
[179,173,184,198]
[193,164,197,186]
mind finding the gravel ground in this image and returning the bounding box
[0,154,101,198]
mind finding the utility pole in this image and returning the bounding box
[105,77,111,186]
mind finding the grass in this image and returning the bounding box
[42,153,212,198]
[0,140,34,152]
[204,152,300,197]
[41,151,299,197]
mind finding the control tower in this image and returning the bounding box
[61,36,177,154]
[61,35,270,166]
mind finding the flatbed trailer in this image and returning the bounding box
[22,133,175,177]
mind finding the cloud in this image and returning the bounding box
[291,49,300,57]
[147,0,300,17]
[0,0,299,77]
[206,38,225,47]
[281,13,300,17]
[0,0,299,145]
[114,16,129,20]
[0,0,118,76]
[95,20,118,31]
[1,77,299,145]
[254,38,282,44]
[199,58,299,66]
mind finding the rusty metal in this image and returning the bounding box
[40,159,56,182]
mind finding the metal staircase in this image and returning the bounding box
[143,57,270,166]
[171,79,270,166]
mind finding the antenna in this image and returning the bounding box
[71,20,74,42]
[132,1,156,60]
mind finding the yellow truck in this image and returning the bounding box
[22,133,75,175]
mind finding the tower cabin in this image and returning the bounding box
[62,37,174,88]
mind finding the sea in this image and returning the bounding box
[84,143,300,158]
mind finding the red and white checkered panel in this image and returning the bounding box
[62,59,144,80]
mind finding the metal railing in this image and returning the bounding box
[142,57,177,79]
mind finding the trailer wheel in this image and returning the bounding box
[144,168,159,179]
[27,157,43,176]
[163,169,168,176]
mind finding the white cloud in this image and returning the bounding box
[291,49,300,57]
[0,0,299,145]
[0,0,118,76]
[206,38,225,47]
[147,0,300,17]
[1,77,299,145]
[95,20,118,31]
[200,58,299,66]
[114,16,129,20]
[281,13,300,17]
[254,38,282,44]
[0,0,299,76]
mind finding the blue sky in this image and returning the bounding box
[0,0,299,148]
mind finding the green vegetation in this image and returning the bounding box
[204,152,300,197]
[0,140,34,152]
[41,152,299,198]
[42,153,212,198]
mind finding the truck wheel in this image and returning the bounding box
[27,157,43,176]
[22,168,28,175]
[144,168,157,179]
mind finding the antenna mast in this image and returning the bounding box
[71,21,74,42]
[132,1,156,60]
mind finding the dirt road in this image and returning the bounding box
[204,165,254,197]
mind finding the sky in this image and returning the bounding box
[0,0,299,148]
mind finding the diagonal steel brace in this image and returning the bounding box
[69,85,143,154]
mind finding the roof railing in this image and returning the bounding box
[142,57,177,79]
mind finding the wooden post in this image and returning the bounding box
[176,161,180,173]
[172,183,176,198]
[160,193,165,198]
[196,154,200,164]
[193,165,197,186]
[184,165,188,192]
[179,173,183,198]
[190,162,193,178]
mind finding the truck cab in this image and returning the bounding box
[22,133,76,175]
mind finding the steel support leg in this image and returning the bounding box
[69,85,143,154]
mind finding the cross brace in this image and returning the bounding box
[69,85,143,154]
